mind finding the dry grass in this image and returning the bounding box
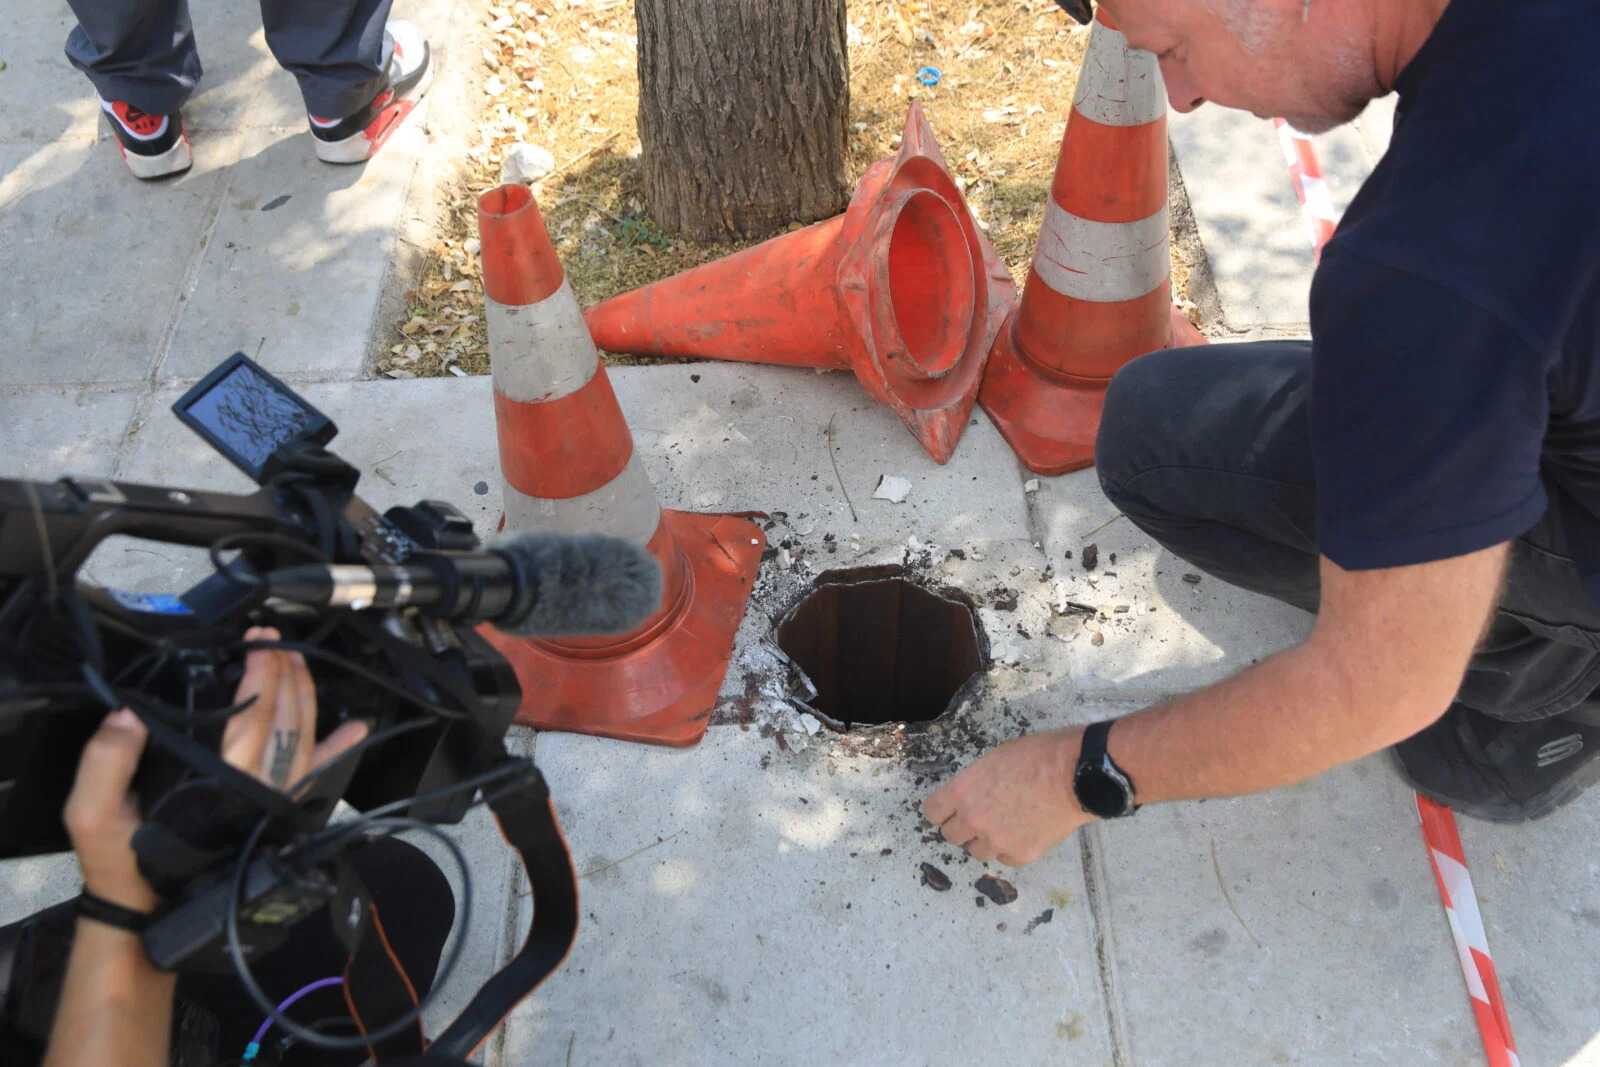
[383,0,1195,380]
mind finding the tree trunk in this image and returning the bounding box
[635,0,850,242]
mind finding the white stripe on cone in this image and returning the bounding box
[503,451,663,546]
[1031,200,1169,302]
[487,281,601,404]
[1071,22,1165,128]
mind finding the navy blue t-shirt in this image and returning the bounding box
[1309,0,1600,603]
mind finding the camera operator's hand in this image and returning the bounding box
[222,626,369,793]
[46,629,373,1067]
[63,628,371,911]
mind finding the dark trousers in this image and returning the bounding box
[1095,340,1600,724]
[64,0,393,118]
[0,838,453,1066]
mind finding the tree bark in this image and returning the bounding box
[635,0,850,242]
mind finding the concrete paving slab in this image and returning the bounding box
[620,363,1033,547]
[1098,741,1483,1066]
[1455,797,1600,1066]
[156,121,427,382]
[0,385,140,480]
[1028,467,1311,701]
[0,5,98,141]
[0,136,237,386]
[501,725,1112,1067]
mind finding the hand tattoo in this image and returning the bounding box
[268,729,301,788]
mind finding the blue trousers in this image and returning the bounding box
[64,0,393,118]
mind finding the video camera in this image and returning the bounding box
[0,353,660,1058]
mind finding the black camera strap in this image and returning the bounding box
[420,768,579,1062]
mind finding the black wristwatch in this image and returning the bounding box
[1073,720,1139,818]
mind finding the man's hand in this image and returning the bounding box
[922,728,1092,867]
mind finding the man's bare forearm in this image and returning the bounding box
[43,921,175,1067]
[1103,639,1435,806]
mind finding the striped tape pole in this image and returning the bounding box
[1273,118,1338,257]
[1415,795,1521,1067]
[1013,10,1171,383]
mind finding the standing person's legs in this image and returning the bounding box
[259,0,393,121]
[63,0,198,178]
[63,0,201,114]
[260,0,431,163]
[1094,340,1600,820]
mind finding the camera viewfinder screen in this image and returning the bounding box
[183,362,317,477]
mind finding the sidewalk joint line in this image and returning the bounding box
[1080,824,1133,1066]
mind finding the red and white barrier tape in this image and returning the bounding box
[1272,118,1338,257]
[1269,121,1520,1066]
[1415,795,1521,1067]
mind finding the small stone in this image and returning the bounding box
[1091,631,1105,647]
[873,475,912,503]
[799,713,822,736]
[949,548,966,560]
[463,237,481,256]
[1183,572,1202,585]
[920,863,952,891]
[1023,478,1040,493]
[1082,543,1099,571]
[473,481,489,495]
[500,142,556,185]
[975,875,1018,905]
[690,373,701,383]
[1114,605,1130,614]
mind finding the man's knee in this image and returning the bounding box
[1095,347,1190,511]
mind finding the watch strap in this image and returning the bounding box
[75,890,154,933]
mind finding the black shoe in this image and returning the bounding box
[99,97,192,179]
[307,19,432,163]
[1393,702,1600,822]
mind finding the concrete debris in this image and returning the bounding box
[799,713,822,736]
[1023,478,1040,493]
[500,142,556,185]
[463,237,481,256]
[872,474,912,503]
[975,875,1018,905]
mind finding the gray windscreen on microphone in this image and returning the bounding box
[489,531,663,637]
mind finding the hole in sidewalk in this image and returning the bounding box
[775,570,984,728]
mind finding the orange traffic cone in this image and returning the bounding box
[979,10,1205,475]
[476,183,765,748]
[584,103,1015,465]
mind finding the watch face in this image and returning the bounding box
[1075,764,1132,818]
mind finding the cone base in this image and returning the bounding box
[980,305,1211,476]
[979,323,1104,475]
[483,511,766,748]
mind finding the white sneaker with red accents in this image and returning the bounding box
[307,20,432,164]
[99,98,193,179]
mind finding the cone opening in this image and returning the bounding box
[775,573,983,728]
[885,191,977,380]
[480,183,534,217]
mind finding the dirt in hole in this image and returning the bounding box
[775,570,983,728]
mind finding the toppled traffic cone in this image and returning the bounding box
[979,10,1206,475]
[476,183,765,748]
[584,103,1015,465]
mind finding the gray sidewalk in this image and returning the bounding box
[3,7,1598,1066]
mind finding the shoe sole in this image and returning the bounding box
[112,126,193,180]
[314,59,434,164]
[1390,744,1600,823]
